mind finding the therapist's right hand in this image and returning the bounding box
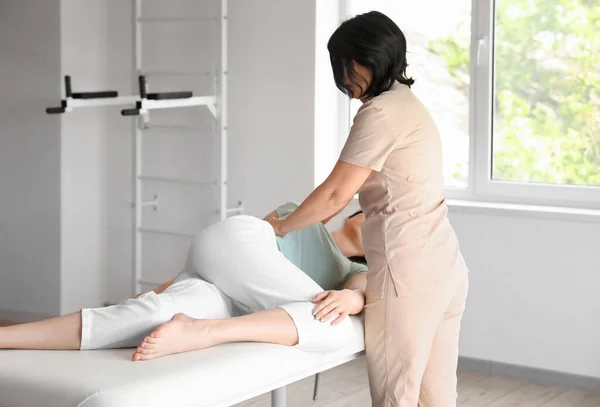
[265,216,287,237]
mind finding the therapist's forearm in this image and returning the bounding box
[322,205,347,225]
[279,184,349,234]
[275,160,371,235]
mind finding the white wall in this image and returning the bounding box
[228,0,317,217]
[314,1,346,187]
[105,0,136,303]
[0,0,124,316]
[0,0,62,318]
[59,0,109,314]
[450,209,600,378]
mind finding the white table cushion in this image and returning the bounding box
[0,317,364,407]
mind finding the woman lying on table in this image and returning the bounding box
[0,203,367,361]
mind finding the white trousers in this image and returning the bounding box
[81,216,354,352]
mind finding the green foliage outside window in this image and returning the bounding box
[431,0,599,185]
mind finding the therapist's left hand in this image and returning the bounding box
[266,216,287,237]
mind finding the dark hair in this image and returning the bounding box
[347,210,367,265]
[349,255,367,266]
[327,11,414,99]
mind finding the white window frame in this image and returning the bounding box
[337,0,352,154]
[341,0,600,210]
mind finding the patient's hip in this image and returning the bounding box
[182,215,323,313]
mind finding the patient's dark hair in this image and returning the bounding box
[328,11,414,100]
[347,210,367,265]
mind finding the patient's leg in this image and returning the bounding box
[80,278,233,350]
[133,308,297,361]
[0,280,177,350]
[0,279,232,351]
[0,312,82,350]
[133,302,355,361]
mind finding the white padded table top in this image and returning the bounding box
[0,317,364,407]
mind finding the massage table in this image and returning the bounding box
[0,317,364,407]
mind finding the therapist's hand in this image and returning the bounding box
[312,289,365,326]
[265,216,288,237]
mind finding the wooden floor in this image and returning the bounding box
[235,357,600,407]
[2,320,598,406]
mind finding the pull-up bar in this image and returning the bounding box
[121,75,193,116]
[46,76,119,114]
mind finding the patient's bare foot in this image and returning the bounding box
[132,313,218,361]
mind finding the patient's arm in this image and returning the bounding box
[311,273,367,326]
[340,272,367,315]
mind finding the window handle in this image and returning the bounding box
[477,37,487,66]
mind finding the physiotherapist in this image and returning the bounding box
[266,11,469,407]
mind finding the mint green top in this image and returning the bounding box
[275,202,367,290]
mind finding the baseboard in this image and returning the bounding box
[458,356,600,394]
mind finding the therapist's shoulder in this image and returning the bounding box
[372,83,414,109]
[371,83,433,130]
[357,83,412,120]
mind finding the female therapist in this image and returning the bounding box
[266,11,469,407]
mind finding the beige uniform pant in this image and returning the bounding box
[366,273,469,407]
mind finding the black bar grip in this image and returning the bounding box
[46,106,66,114]
[121,108,140,116]
[146,91,193,100]
[72,91,119,99]
[138,75,147,99]
[64,76,72,98]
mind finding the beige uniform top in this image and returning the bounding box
[340,82,468,298]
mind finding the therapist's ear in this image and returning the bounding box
[353,63,373,99]
[345,62,372,100]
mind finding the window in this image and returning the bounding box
[348,0,472,188]
[345,0,600,207]
[492,0,599,187]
